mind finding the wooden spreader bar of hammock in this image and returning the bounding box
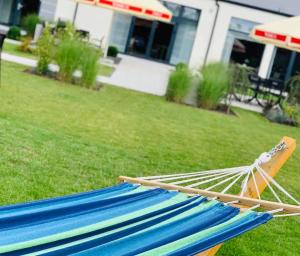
[119,176,300,214]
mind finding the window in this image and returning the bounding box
[109,13,132,52]
[0,0,14,24]
[182,7,200,21]
[170,20,198,65]
[223,18,265,70]
[162,2,181,17]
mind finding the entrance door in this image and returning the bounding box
[150,22,174,61]
[127,18,152,56]
[126,17,174,62]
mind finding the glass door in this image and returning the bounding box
[126,17,175,62]
[150,22,174,61]
[127,18,153,57]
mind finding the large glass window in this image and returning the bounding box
[182,6,200,21]
[167,2,200,65]
[170,20,198,65]
[109,13,132,52]
[230,39,265,68]
[0,0,14,24]
[223,18,265,70]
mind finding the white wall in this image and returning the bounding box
[74,4,113,47]
[39,0,58,21]
[54,0,113,47]
[54,0,77,22]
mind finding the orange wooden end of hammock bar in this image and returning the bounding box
[197,136,296,256]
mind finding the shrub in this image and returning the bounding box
[22,14,41,37]
[55,37,83,82]
[107,46,119,58]
[56,22,77,41]
[198,62,230,110]
[56,20,67,30]
[175,63,188,71]
[80,45,102,88]
[36,26,55,75]
[166,63,192,103]
[7,26,21,41]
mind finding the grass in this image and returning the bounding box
[99,63,115,77]
[0,61,299,255]
[2,41,114,77]
[3,41,37,59]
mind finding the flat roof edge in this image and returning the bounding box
[218,0,293,17]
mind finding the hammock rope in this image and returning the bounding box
[136,142,300,217]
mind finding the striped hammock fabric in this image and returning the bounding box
[0,183,272,256]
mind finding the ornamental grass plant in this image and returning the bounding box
[198,62,230,110]
[166,63,192,103]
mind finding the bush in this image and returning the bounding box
[36,26,55,75]
[56,37,83,82]
[175,63,188,71]
[22,14,41,37]
[107,46,119,58]
[80,45,102,88]
[198,62,230,110]
[7,26,21,41]
[166,63,192,103]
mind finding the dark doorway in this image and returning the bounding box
[150,22,174,61]
[20,0,40,20]
[126,17,174,62]
[127,18,152,56]
[230,39,265,69]
[270,48,293,81]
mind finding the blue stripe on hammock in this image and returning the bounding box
[61,204,240,256]
[2,196,202,256]
[0,189,178,245]
[167,212,273,256]
[0,184,273,256]
[0,183,135,213]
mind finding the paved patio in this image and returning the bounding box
[99,54,173,96]
[2,50,172,96]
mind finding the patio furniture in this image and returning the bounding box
[0,137,299,255]
[234,73,287,108]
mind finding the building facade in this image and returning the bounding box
[2,0,300,82]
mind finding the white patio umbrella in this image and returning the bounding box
[251,16,300,52]
[76,0,173,23]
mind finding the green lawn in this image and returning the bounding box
[2,41,114,77]
[3,41,37,59]
[99,63,115,77]
[0,61,299,255]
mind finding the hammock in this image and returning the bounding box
[0,137,299,256]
